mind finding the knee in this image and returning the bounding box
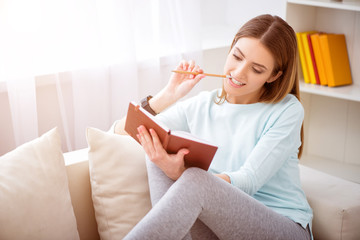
[180,167,209,185]
[183,167,206,176]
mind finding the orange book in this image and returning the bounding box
[124,102,218,170]
[319,34,352,87]
[301,31,317,84]
[307,34,320,84]
[311,33,328,85]
[296,32,310,84]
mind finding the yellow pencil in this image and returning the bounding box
[171,70,231,79]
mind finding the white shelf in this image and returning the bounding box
[288,0,360,11]
[300,154,360,183]
[299,81,360,102]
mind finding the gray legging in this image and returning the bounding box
[124,158,311,240]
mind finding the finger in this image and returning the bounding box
[191,74,206,86]
[177,148,189,158]
[177,60,184,70]
[176,149,190,165]
[138,126,152,144]
[195,66,204,74]
[193,65,200,73]
[192,65,204,75]
[188,60,195,71]
[186,60,197,79]
[137,126,156,154]
[149,129,165,153]
[180,60,189,71]
[149,128,161,146]
[137,127,147,146]
[137,129,145,144]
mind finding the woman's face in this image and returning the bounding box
[223,37,279,104]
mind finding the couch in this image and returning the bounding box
[1,127,360,240]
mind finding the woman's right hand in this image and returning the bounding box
[149,60,205,114]
[166,60,206,101]
[114,60,204,135]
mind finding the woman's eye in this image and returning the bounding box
[233,54,242,60]
[253,68,262,74]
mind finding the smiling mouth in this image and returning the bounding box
[230,77,245,86]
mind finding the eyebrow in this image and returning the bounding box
[234,47,268,70]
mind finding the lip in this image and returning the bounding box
[227,76,246,88]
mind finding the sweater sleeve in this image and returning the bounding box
[154,96,201,132]
[223,101,304,196]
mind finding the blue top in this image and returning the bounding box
[155,89,313,230]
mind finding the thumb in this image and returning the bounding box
[193,74,205,83]
[177,148,190,158]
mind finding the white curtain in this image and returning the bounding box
[0,0,203,152]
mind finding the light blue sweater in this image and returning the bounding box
[155,89,313,229]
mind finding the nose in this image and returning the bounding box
[231,61,247,79]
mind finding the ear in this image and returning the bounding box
[267,71,282,83]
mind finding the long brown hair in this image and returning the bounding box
[217,14,304,157]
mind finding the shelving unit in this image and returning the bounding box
[288,0,360,11]
[286,0,360,183]
[299,82,360,102]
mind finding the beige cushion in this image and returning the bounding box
[66,159,100,240]
[86,127,151,239]
[299,165,360,240]
[0,128,80,240]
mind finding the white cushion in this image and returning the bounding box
[86,127,151,239]
[0,128,80,240]
[300,165,360,240]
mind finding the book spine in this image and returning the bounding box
[296,32,310,84]
[319,34,335,87]
[311,34,328,86]
[307,34,320,85]
[302,32,317,84]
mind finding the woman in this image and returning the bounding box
[115,14,313,240]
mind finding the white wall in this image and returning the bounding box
[201,0,287,27]
[0,0,288,155]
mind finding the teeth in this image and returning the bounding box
[231,78,245,86]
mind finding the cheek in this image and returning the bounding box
[248,73,270,86]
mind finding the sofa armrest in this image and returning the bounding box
[300,164,360,240]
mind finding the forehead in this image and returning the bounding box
[233,37,275,68]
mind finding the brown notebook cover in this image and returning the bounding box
[124,102,218,170]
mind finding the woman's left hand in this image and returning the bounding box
[137,125,188,181]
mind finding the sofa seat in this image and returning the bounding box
[64,149,360,240]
